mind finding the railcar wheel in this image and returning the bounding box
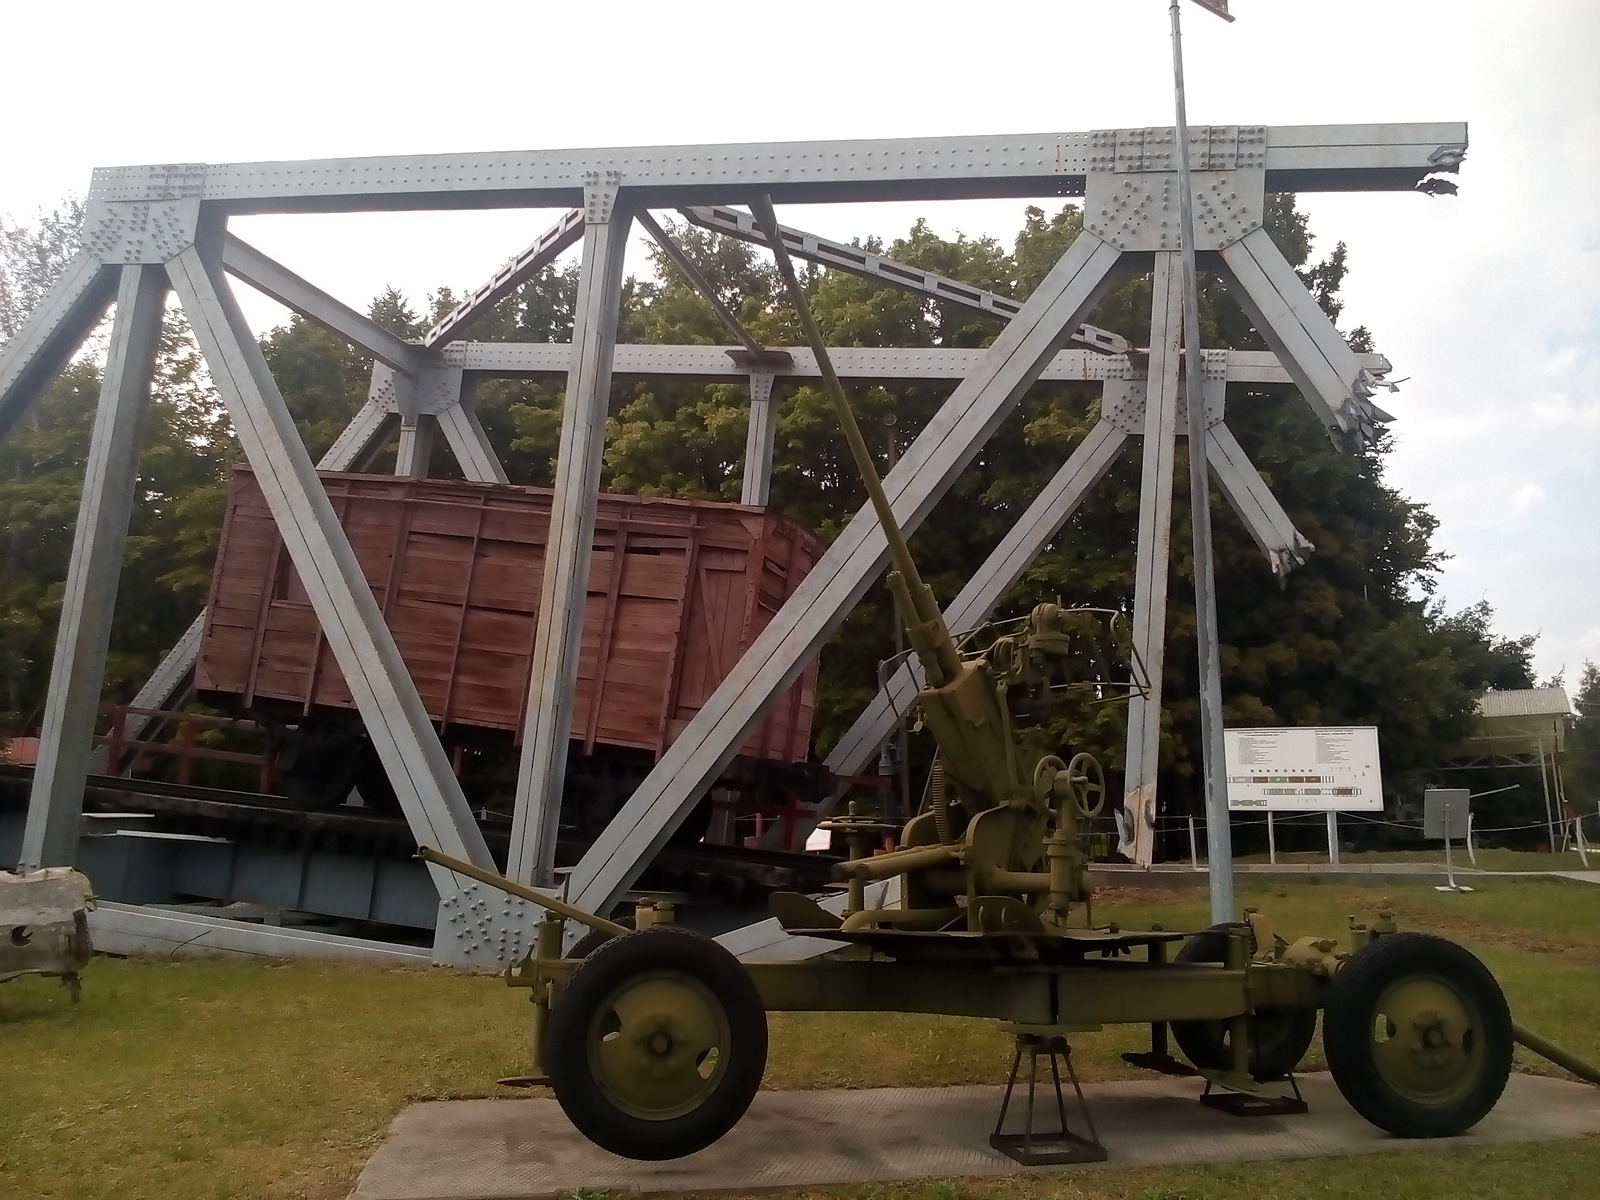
[1170,925,1317,1082]
[1323,932,1512,1137]
[545,927,767,1160]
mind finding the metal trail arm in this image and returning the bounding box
[1513,1023,1600,1087]
[416,846,628,938]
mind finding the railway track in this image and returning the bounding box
[0,765,839,915]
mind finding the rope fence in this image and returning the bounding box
[1137,804,1594,870]
[1148,811,1584,837]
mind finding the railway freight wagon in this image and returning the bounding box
[195,469,826,845]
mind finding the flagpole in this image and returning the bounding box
[1169,0,1235,925]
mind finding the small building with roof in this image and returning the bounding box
[1442,687,1574,848]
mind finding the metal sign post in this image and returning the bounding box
[1424,788,1473,893]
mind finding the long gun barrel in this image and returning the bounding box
[754,197,1022,812]
[751,197,963,690]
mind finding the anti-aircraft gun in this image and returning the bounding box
[420,195,1597,1164]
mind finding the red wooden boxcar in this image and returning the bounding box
[195,470,824,823]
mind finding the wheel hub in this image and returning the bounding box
[1373,978,1481,1104]
[590,972,731,1119]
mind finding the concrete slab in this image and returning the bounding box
[350,1072,1600,1200]
[89,901,433,963]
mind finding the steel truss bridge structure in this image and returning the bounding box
[0,122,1465,964]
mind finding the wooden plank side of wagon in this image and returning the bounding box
[198,471,823,770]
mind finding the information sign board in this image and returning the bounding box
[1423,788,1470,839]
[1224,726,1382,811]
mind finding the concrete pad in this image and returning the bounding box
[350,1073,1600,1200]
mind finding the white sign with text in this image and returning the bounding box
[1224,726,1383,812]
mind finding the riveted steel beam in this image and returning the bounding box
[435,398,509,485]
[508,186,635,888]
[165,229,493,884]
[0,252,119,446]
[457,341,1390,385]
[320,395,397,473]
[85,124,1466,214]
[1214,229,1391,445]
[637,211,781,365]
[1206,423,1312,575]
[423,208,585,348]
[682,203,1027,319]
[20,265,168,869]
[741,372,781,507]
[680,203,1129,355]
[393,414,435,476]
[1122,254,1185,867]
[220,235,427,373]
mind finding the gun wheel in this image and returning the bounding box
[1323,932,1512,1137]
[546,927,767,1160]
[1170,925,1316,1081]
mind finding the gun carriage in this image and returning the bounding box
[420,195,1525,1164]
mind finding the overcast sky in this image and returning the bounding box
[3,1,1595,684]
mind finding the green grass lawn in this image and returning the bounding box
[2,878,1597,1200]
[1231,846,1597,872]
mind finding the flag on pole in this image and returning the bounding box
[1190,0,1235,20]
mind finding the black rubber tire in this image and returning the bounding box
[1322,932,1512,1138]
[1170,925,1318,1082]
[568,914,634,961]
[545,927,767,1160]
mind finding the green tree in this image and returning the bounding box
[1,199,85,343]
[0,310,234,732]
[0,206,232,733]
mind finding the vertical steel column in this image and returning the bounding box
[1121,254,1184,867]
[394,414,435,476]
[19,265,167,870]
[1537,740,1558,852]
[741,371,779,506]
[1171,0,1235,921]
[508,185,633,887]
[166,227,493,876]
